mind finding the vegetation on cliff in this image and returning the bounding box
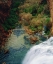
[2,1,20,31]
[19,0,51,35]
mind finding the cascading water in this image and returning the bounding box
[22,37,53,64]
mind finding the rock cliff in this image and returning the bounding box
[0,0,11,50]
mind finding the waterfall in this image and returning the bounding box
[22,37,53,64]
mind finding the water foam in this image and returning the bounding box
[22,37,53,64]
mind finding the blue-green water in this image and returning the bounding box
[0,47,29,64]
[0,28,47,64]
[0,29,32,64]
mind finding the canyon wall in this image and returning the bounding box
[0,0,11,50]
[47,0,53,36]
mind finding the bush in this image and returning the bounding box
[37,5,44,13]
[29,26,36,31]
[12,1,20,8]
[23,4,39,16]
[2,1,20,31]
[45,17,50,24]
[37,26,43,31]
[44,17,50,34]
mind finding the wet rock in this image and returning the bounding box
[39,35,47,41]
[29,36,38,44]
[24,36,30,44]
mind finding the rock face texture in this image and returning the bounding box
[29,36,38,44]
[0,0,11,50]
[0,0,11,23]
[48,0,53,36]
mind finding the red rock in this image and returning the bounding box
[0,0,12,50]
[0,0,11,23]
[29,36,38,44]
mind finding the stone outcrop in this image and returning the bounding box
[0,25,12,51]
[0,0,12,50]
[48,0,53,36]
[29,36,38,44]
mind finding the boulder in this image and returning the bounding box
[29,36,38,44]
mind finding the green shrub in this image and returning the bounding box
[45,17,50,24]
[3,14,19,31]
[12,1,20,8]
[45,30,50,35]
[37,5,44,13]
[44,9,50,17]
[23,4,39,15]
[29,26,37,31]
[37,26,43,31]
[2,1,20,31]
[23,6,33,13]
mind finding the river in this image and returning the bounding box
[22,37,53,64]
[0,27,52,64]
[0,28,33,64]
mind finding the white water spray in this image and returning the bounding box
[22,37,53,64]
